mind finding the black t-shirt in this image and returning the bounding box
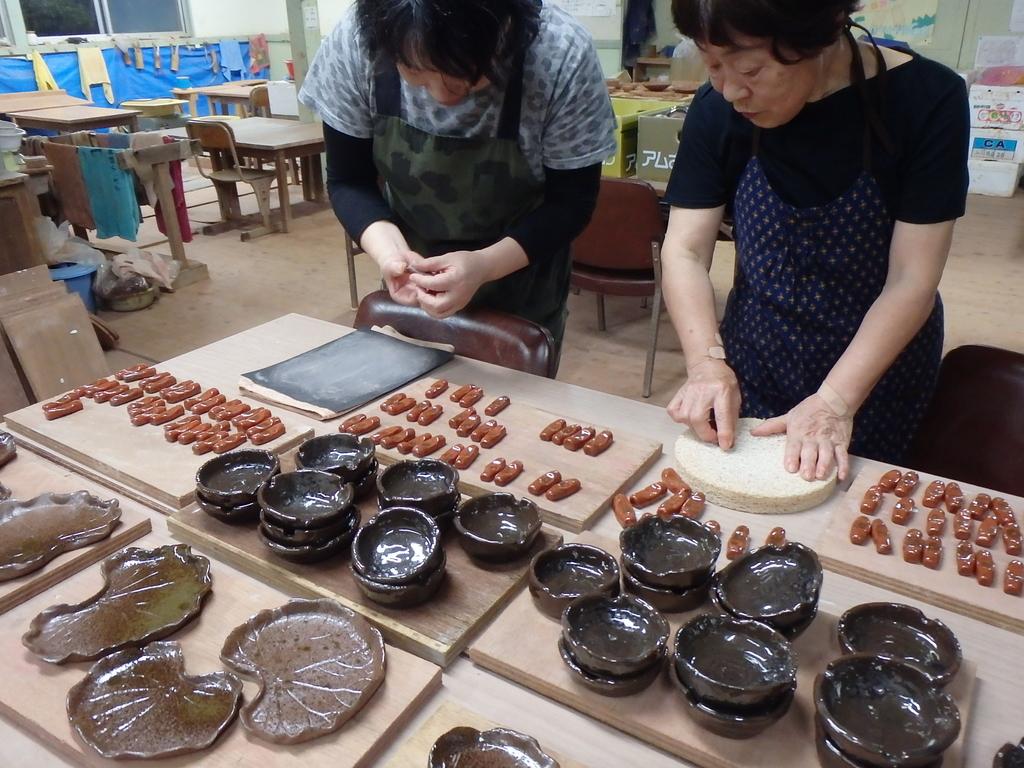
[664,54,969,224]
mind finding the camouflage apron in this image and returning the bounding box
[371,57,571,342]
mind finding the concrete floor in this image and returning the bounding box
[95,175,1024,408]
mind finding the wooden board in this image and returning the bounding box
[381,700,586,768]
[361,377,663,532]
[3,366,314,514]
[0,530,441,768]
[816,459,1024,636]
[0,266,52,298]
[167,495,562,667]
[468,532,977,768]
[0,449,151,615]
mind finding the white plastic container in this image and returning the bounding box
[969,85,1024,131]
[968,159,1023,197]
[970,128,1024,163]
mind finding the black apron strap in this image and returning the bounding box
[845,23,894,169]
[751,126,762,157]
[496,52,527,140]
[373,57,403,118]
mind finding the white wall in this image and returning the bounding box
[189,1,289,37]
[317,0,354,36]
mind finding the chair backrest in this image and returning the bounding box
[185,119,243,173]
[573,177,665,271]
[249,85,270,117]
[905,345,1024,497]
[354,290,559,378]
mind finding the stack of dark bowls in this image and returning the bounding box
[671,613,798,739]
[295,433,378,499]
[377,459,460,528]
[454,493,542,564]
[350,506,445,608]
[195,450,280,524]
[528,544,621,620]
[256,469,360,563]
[619,515,721,612]
[558,593,669,697]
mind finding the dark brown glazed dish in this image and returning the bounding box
[196,494,261,524]
[0,492,121,582]
[350,551,447,608]
[351,506,442,584]
[260,507,360,547]
[815,716,944,768]
[529,544,620,620]
[258,469,354,529]
[710,542,822,639]
[295,433,377,490]
[220,598,385,744]
[562,593,669,678]
[995,739,1024,768]
[259,524,357,564]
[837,603,962,688]
[0,483,9,501]
[815,654,961,767]
[455,493,542,563]
[22,544,212,664]
[673,613,797,711]
[430,726,560,768]
[621,566,709,613]
[376,459,460,520]
[620,515,721,589]
[558,637,664,697]
[0,430,15,469]
[195,449,280,508]
[67,641,242,759]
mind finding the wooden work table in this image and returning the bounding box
[0,90,90,116]
[7,105,140,134]
[1,313,1021,767]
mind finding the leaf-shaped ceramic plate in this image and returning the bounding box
[220,597,386,744]
[0,430,15,469]
[430,726,561,768]
[67,641,242,759]
[0,492,121,582]
[22,544,212,663]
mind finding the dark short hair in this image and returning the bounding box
[672,0,858,62]
[357,0,542,86]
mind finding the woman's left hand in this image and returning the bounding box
[751,394,853,482]
[408,250,489,319]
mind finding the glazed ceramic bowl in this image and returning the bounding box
[195,495,261,525]
[815,654,961,768]
[350,551,447,608]
[454,493,542,563]
[257,525,355,564]
[671,662,795,740]
[620,515,722,589]
[673,613,797,711]
[295,434,377,488]
[0,430,15,469]
[558,637,666,697]
[621,567,709,614]
[994,740,1024,768]
[429,726,560,768]
[259,506,359,548]
[837,603,962,688]
[529,544,621,620]
[561,593,669,679]
[377,459,460,521]
[710,542,822,638]
[350,506,443,585]
[195,450,280,509]
[257,470,354,530]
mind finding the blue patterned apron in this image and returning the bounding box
[720,31,943,463]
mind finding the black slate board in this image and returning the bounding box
[239,329,453,420]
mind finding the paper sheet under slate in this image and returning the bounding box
[238,329,453,421]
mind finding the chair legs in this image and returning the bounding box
[643,241,665,399]
[345,232,360,310]
[241,178,276,241]
[596,293,607,332]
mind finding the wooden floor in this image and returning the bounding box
[94,176,1024,408]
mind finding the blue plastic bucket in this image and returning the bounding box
[49,262,99,313]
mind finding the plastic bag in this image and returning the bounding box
[95,260,151,303]
[35,217,107,266]
[112,250,180,291]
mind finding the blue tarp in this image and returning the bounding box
[0,43,268,116]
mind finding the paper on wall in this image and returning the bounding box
[975,36,1024,68]
[550,0,615,17]
[1012,0,1024,34]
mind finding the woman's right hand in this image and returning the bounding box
[667,359,741,450]
[378,250,428,306]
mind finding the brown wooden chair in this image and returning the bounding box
[572,177,666,398]
[249,85,301,185]
[186,119,277,241]
[354,290,559,378]
[904,345,1024,497]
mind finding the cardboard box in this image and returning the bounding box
[603,98,667,178]
[969,128,1024,163]
[637,106,687,183]
[969,85,1024,131]
[968,159,1023,197]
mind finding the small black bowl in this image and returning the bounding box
[196,450,280,509]
[561,593,669,679]
[295,433,377,495]
[350,551,446,608]
[995,740,1024,768]
[558,637,665,697]
[196,494,262,525]
[710,542,822,639]
[837,603,962,688]
[260,507,360,548]
[814,717,945,768]
[258,524,356,564]
[528,544,621,621]
[454,493,542,563]
[620,514,721,589]
[673,613,797,711]
[350,506,443,585]
[257,469,354,530]
[816,654,961,768]
[621,567,709,613]
[377,459,460,521]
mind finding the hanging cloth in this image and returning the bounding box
[219,40,246,79]
[205,45,221,74]
[154,137,193,243]
[170,45,181,72]
[248,34,269,74]
[42,142,96,230]
[29,51,59,91]
[622,0,657,67]
[78,147,141,240]
[153,45,163,71]
[133,43,145,69]
[77,47,114,104]
[112,36,132,66]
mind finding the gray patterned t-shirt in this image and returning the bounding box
[298,3,616,183]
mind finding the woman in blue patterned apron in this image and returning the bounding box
[661,0,968,481]
[299,0,616,347]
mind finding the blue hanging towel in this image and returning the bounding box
[219,40,246,79]
[78,147,141,241]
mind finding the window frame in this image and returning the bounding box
[14,0,191,41]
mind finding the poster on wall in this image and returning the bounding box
[550,0,616,18]
[852,0,939,46]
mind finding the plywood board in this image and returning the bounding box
[361,377,663,532]
[0,531,442,768]
[468,532,977,768]
[381,700,586,768]
[0,265,52,298]
[0,449,151,615]
[168,496,562,667]
[816,460,1024,635]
